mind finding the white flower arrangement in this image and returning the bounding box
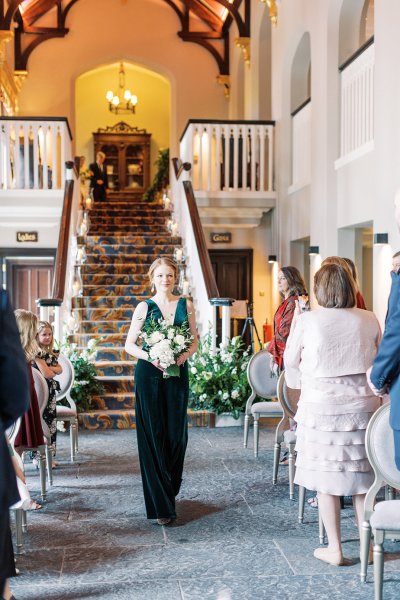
[140,315,193,378]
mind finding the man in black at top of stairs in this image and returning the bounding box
[89,151,109,202]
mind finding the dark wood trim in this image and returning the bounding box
[49,168,75,303]
[339,36,374,72]
[0,116,73,140]
[0,249,56,291]
[180,119,276,142]
[291,97,311,117]
[182,180,219,299]
[172,157,191,180]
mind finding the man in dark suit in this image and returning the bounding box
[0,291,30,598]
[368,196,400,469]
[89,151,108,202]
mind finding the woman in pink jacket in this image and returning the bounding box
[284,264,381,567]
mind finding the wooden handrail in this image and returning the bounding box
[37,161,75,306]
[182,180,219,300]
[172,157,191,180]
[180,118,276,143]
[339,36,374,72]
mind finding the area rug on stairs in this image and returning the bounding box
[71,193,212,429]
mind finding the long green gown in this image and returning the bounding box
[134,297,189,520]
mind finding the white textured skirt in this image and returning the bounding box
[294,373,381,496]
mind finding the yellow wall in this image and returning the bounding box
[75,62,170,178]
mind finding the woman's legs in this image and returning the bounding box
[314,493,344,565]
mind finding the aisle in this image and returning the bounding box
[11,426,400,600]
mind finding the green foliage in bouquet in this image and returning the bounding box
[59,339,105,413]
[188,333,252,419]
[143,148,169,202]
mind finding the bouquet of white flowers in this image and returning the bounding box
[140,316,193,378]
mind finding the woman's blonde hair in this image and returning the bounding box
[314,264,356,308]
[321,256,354,281]
[148,257,178,287]
[14,309,39,361]
[37,320,55,353]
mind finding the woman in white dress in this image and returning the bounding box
[284,263,381,566]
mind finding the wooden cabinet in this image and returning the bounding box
[93,122,151,194]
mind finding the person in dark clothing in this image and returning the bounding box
[89,151,108,202]
[0,291,30,599]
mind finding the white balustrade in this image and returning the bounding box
[339,42,374,161]
[180,121,275,195]
[291,100,311,189]
[0,118,71,191]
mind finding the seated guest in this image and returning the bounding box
[0,292,30,600]
[284,264,381,566]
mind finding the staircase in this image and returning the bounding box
[71,194,211,429]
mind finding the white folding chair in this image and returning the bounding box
[360,403,400,599]
[6,419,26,553]
[32,368,52,490]
[55,354,78,462]
[243,349,283,457]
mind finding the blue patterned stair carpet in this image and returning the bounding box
[71,193,212,429]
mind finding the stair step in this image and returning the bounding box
[74,308,134,320]
[82,320,132,333]
[82,274,148,285]
[95,361,135,377]
[94,348,132,361]
[80,264,150,275]
[84,235,180,245]
[91,393,135,410]
[78,409,214,430]
[89,225,169,233]
[85,244,177,255]
[72,296,145,309]
[85,254,171,264]
[90,209,171,218]
[82,285,150,297]
[89,216,168,224]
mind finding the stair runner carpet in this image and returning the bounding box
[71,194,212,429]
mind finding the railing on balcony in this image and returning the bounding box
[0,117,72,190]
[338,38,374,166]
[290,98,311,191]
[180,120,275,195]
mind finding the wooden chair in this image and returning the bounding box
[360,403,400,599]
[55,354,78,462]
[243,349,282,457]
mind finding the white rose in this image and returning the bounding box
[168,329,175,340]
[87,338,97,350]
[199,357,207,367]
[174,334,186,346]
[149,331,165,345]
[222,392,229,400]
[241,363,247,371]
[231,389,239,399]
[231,367,237,375]
[204,372,212,380]
[191,366,197,374]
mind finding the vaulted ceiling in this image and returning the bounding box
[0,0,250,77]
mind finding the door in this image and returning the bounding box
[209,249,253,346]
[8,259,54,313]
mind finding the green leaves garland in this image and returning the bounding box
[188,333,252,419]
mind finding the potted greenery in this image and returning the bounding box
[59,338,104,413]
[143,148,169,202]
[188,333,251,426]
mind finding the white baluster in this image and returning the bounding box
[24,124,30,189]
[5,122,12,189]
[32,124,39,189]
[211,304,217,353]
[206,124,212,192]
[233,124,239,190]
[51,123,58,190]
[242,126,248,191]
[223,125,230,191]
[221,305,231,347]
[60,122,66,188]
[42,124,49,190]
[215,125,221,191]
[198,126,203,190]
[268,125,274,192]
[259,126,265,192]
[0,124,4,189]
[250,125,256,191]
[14,122,21,189]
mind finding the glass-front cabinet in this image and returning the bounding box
[93,122,151,195]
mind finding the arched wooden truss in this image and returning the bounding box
[0,0,250,79]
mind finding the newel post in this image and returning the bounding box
[209,298,235,350]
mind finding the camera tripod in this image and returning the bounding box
[241,302,262,353]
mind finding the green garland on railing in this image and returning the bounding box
[143,148,169,202]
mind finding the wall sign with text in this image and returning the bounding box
[17,231,39,243]
[210,232,232,243]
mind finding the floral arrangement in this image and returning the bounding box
[143,148,169,202]
[59,338,104,412]
[188,333,252,419]
[79,167,93,183]
[139,315,193,378]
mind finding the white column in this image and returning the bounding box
[221,305,231,347]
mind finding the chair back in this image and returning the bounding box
[55,354,75,401]
[247,349,277,399]
[277,371,300,419]
[366,403,400,490]
[32,368,49,416]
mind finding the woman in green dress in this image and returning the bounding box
[125,257,198,525]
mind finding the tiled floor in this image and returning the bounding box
[11,424,400,600]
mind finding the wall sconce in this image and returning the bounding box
[309,246,320,255]
[268,254,277,263]
[373,233,389,245]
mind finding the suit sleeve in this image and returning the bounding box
[0,292,30,429]
[370,275,400,390]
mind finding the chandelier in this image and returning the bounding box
[106,62,138,114]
